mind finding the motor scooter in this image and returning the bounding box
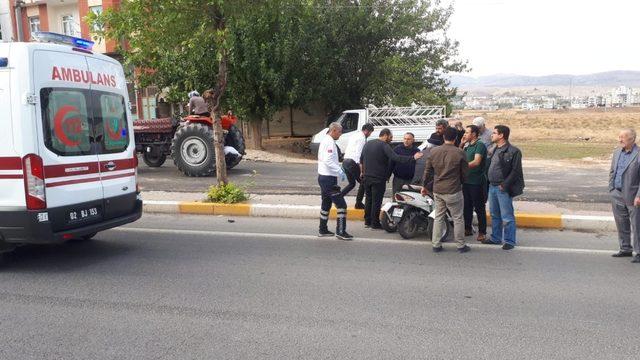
[381,185,452,240]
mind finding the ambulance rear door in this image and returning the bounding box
[86,56,137,221]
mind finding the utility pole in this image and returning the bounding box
[14,0,24,42]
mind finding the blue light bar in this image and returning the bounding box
[31,32,94,51]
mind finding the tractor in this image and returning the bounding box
[133,113,245,177]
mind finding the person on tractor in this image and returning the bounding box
[187,90,210,117]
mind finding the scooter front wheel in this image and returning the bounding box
[380,212,397,233]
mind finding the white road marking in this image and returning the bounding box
[115,227,615,255]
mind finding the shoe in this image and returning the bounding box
[612,251,633,258]
[465,229,474,236]
[336,232,354,241]
[364,223,371,228]
[370,224,383,230]
[354,203,365,209]
[477,234,486,242]
[457,245,471,253]
[631,255,640,263]
[432,246,443,253]
[481,239,501,245]
[502,243,515,250]
[318,229,335,237]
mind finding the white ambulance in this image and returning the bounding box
[0,32,142,251]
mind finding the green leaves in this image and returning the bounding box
[93,0,467,122]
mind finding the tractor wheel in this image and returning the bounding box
[142,150,167,168]
[225,125,246,155]
[171,123,216,177]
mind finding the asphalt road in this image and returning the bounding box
[0,214,637,359]
[138,160,610,203]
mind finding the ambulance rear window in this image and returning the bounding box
[41,89,92,156]
[95,93,129,153]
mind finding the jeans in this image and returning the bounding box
[463,183,487,235]
[364,177,386,227]
[341,159,365,205]
[489,185,516,245]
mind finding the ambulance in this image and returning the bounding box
[0,32,142,251]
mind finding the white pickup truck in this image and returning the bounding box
[310,106,446,154]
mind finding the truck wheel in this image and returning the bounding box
[142,151,167,168]
[171,123,216,177]
[225,125,246,155]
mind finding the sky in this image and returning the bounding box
[446,0,640,77]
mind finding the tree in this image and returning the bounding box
[94,0,265,184]
[311,0,467,116]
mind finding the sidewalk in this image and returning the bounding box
[141,191,615,232]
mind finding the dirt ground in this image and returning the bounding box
[455,107,640,160]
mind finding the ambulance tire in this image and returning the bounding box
[171,123,216,177]
[225,125,246,155]
[142,151,167,168]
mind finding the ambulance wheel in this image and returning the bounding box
[225,125,246,155]
[142,151,167,168]
[171,123,216,177]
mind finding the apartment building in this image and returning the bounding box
[6,1,160,120]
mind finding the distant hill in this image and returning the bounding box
[449,71,640,88]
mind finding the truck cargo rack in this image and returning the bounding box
[366,106,445,127]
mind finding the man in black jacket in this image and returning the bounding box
[483,125,525,250]
[360,128,423,229]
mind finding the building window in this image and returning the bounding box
[89,6,104,32]
[62,15,76,36]
[29,17,40,36]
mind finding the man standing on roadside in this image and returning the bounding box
[341,124,374,209]
[422,127,470,253]
[391,132,420,196]
[473,117,494,150]
[461,125,488,242]
[609,128,640,263]
[361,128,423,229]
[318,122,352,240]
[430,119,450,145]
[483,125,524,250]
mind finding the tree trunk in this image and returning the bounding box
[205,11,229,186]
[247,121,263,150]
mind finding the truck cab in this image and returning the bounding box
[310,106,445,154]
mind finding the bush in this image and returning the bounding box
[206,183,249,204]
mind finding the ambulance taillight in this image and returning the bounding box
[22,154,47,210]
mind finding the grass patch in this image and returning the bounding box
[517,141,615,160]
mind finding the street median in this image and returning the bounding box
[143,200,615,232]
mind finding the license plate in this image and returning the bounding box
[67,207,100,223]
[392,208,404,218]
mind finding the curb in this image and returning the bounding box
[143,201,616,231]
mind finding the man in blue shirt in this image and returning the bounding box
[609,128,640,263]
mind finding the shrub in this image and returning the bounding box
[206,183,249,204]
